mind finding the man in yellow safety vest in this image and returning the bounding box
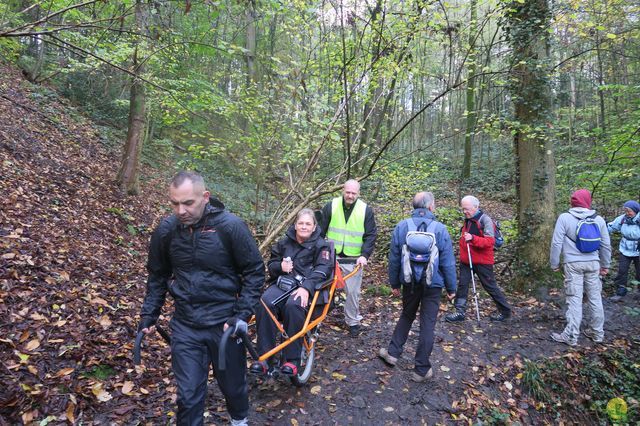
[320,179,377,336]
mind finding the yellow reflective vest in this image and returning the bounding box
[326,197,366,257]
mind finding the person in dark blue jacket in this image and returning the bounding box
[378,191,457,382]
[138,171,264,426]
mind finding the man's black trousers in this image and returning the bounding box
[454,263,511,315]
[171,318,248,425]
[387,285,442,376]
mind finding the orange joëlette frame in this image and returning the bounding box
[257,261,361,362]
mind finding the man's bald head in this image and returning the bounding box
[342,179,361,206]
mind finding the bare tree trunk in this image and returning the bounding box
[461,0,478,180]
[117,0,147,195]
[595,33,606,135]
[245,0,257,85]
[569,73,576,147]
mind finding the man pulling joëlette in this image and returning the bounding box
[320,179,377,336]
[138,171,264,426]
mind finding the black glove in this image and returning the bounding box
[225,317,248,338]
[137,317,156,333]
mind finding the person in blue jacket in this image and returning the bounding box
[378,191,456,382]
[608,200,640,301]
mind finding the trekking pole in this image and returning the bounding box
[467,243,481,324]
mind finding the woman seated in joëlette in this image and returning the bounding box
[251,208,334,376]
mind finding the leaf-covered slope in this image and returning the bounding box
[0,63,170,423]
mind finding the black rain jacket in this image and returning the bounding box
[267,225,334,303]
[140,197,265,328]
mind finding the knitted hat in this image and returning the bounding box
[623,200,640,213]
[570,189,592,208]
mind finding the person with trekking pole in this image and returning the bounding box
[466,243,481,323]
[445,195,512,323]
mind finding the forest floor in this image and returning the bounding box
[1,62,639,425]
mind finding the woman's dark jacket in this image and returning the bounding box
[267,225,334,303]
[140,197,265,328]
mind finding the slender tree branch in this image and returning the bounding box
[591,126,640,196]
[0,0,101,36]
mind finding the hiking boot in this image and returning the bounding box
[280,361,299,376]
[249,361,268,375]
[230,418,248,426]
[349,325,361,337]
[445,311,465,322]
[550,332,577,347]
[410,368,433,383]
[378,348,398,366]
[490,311,510,322]
[583,329,604,343]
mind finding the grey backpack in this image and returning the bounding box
[402,219,439,286]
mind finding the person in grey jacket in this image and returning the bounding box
[607,200,640,300]
[549,189,611,346]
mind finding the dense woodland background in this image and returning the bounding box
[2,0,639,266]
[0,0,639,424]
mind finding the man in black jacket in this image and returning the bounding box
[138,171,264,426]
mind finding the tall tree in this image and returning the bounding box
[117,0,148,195]
[461,0,478,180]
[504,0,556,289]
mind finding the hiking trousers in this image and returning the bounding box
[387,285,442,376]
[561,260,604,342]
[613,253,640,296]
[171,319,248,425]
[339,259,364,327]
[454,263,511,316]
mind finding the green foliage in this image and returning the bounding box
[555,102,640,212]
[364,284,392,297]
[0,38,21,61]
[476,407,511,425]
[82,364,115,380]
[523,348,640,422]
[105,207,133,222]
[372,158,456,258]
[498,219,517,247]
[141,137,175,169]
[2,0,639,254]
[126,224,138,236]
[623,306,640,317]
[522,359,552,402]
